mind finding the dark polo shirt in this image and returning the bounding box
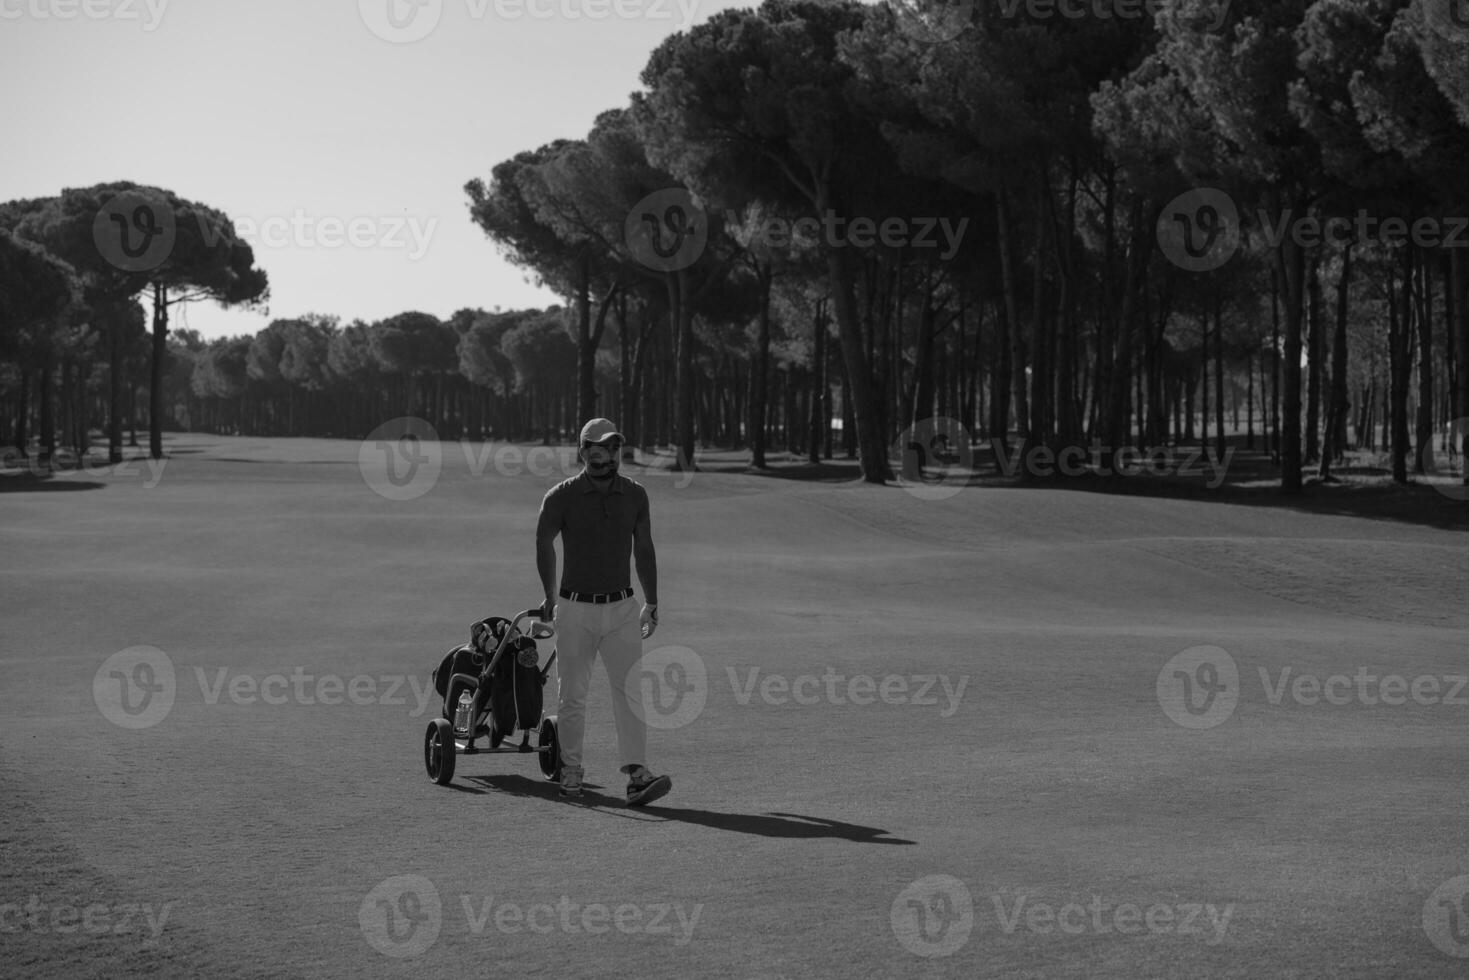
[537,471,650,594]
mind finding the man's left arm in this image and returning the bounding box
[633,488,659,637]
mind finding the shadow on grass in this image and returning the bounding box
[968,443,1469,533]
[470,773,914,843]
[0,472,105,493]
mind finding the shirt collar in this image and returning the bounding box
[580,471,624,494]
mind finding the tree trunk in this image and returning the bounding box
[149,283,167,459]
[996,192,1028,445]
[750,262,772,468]
[1273,197,1307,493]
[1320,243,1353,480]
[1453,248,1469,487]
[1306,251,1324,465]
[825,246,891,481]
[1415,248,1435,475]
[1389,247,1413,484]
[809,301,825,466]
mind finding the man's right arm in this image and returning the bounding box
[535,491,561,618]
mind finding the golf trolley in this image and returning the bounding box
[423,606,565,786]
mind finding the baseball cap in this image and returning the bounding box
[579,418,623,446]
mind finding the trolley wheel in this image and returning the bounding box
[537,715,563,781]
[425,718,456,785]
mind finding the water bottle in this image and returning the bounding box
[454,689,474,734]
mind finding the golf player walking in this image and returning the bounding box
[537,418,672,806]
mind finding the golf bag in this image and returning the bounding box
[431,617,547,744]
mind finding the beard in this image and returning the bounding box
[585,454,619,480]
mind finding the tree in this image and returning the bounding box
[638,0,898,483]
[0,229,81,457]
[12,182,269,459]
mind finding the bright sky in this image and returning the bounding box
[0,0,747,339]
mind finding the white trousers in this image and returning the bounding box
[553,596,645,772]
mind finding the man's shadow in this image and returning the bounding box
[467,773,914,845]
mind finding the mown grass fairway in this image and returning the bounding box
[3,435,1468,979]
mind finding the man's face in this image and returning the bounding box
[582,440,620,477]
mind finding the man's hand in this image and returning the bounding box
[542,595,557,622]
[640,603,658,639]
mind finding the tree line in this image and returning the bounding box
[4,0,1468,491]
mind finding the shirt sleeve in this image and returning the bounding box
[634,484,651,534]
[536,486,564,542]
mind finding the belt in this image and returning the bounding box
[559,587,633,604]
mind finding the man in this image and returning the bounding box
[536,417,672,806]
